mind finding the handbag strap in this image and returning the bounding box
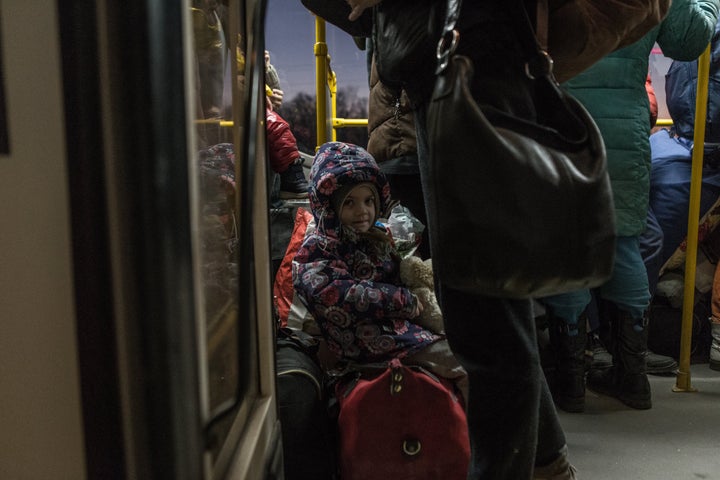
[517,0,553,80]
[435,0,462,73]
[530,0,549,51]
[436,0,554,80]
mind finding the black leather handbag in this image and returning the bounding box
[426,0,616,298]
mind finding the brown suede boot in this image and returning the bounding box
[533,446,578,479]
[710,321,720,371]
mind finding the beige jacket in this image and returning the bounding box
[366,57,418,166]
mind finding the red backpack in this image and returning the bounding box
[335,359,470,480]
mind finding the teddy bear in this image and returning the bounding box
[399,256,445,334]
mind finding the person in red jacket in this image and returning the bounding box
[266,105,308,199]
[238,41,307,199]
[646,74,659,128]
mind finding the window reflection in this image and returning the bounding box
[192,0,233,148]
[191,0,242,463]
[197,142,238,414]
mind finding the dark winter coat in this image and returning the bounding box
[666,18,720,144]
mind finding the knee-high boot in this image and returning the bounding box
[587,311,652,409]
[547,313,587,413]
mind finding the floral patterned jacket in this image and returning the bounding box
[292,142,437,363]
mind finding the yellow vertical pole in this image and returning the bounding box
[329,67,338,142]
[674,45,712,393]
[314,17,328,149]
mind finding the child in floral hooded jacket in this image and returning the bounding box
[292,142,466,397]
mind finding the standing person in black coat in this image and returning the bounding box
[329,0,673,478]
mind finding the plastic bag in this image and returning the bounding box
[385,204,425,258]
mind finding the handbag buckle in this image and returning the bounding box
[524,50,554,80]
[436,29,459,73]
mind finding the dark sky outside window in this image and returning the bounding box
[265,1,369,102]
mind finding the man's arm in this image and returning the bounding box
[657,0,720,61]
[336,0,673,83]
[549,0,672,82]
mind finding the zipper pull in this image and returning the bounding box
[393,95,401,121]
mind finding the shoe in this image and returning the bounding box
[586,333,613,371]
[710,322,720,371]
[533,446,578,480]
[279,161,308,199]
[644,350,678,375]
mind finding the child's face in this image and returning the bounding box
[339,184,376,233]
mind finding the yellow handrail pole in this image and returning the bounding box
[333,118,369,128]
[194,119,235,128]
[674,45,711,393]
[312,16,368,141]
[328,63,338,142]
[314,17,329,149]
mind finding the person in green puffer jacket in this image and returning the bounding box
[540,0,720,412]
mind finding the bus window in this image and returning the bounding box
[190,0,247,471]
[192,0,239,396]
[191,0,281,476]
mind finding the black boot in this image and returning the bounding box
[279,159,309,199]
[535,311,557,387]
[587,311,652,410]
[547,313,587,413]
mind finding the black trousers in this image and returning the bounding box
[415,106,566,479]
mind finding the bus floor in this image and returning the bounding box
[559,363,720,479]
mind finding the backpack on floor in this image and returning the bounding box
[276,329,336,479]
[647,294,713,363]
[334,359,469,480]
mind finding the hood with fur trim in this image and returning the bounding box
[308,142,392,240]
